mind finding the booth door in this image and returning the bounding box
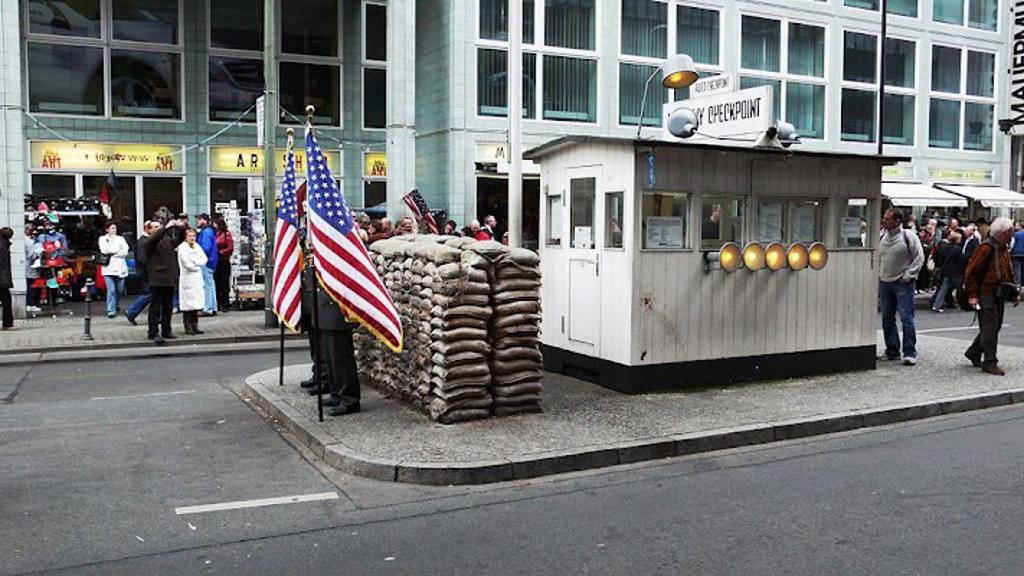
[566,168,601,353]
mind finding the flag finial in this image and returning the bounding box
[305,105,315,126]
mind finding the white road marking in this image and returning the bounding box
[918,324,1010,334]
[90,389,196,401]
[174,492,339,515]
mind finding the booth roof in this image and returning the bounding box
[523,136,911,164]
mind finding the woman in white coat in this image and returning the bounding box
[98,222,130,318]
[177,228,208,335]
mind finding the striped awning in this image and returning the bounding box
[934,185,1024,208]
[881,182,968,208]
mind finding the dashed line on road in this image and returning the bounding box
[90,389,196,401]
[174,492,339,515]
[918,324,1009,334]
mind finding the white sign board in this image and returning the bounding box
[662,86,772,141]
[256,95,265,147]
[690,73,736,99]
[1010,6,1024,136]
[644,217,684,248]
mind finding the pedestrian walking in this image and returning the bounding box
[98,222,130,318]
[213,217,233,313]
[0,227,16,331]
[1011,221,1024,286]
[176,228,208,335]
[964,217,1020,376]
[195,214,218,315]
[143,219,184,344]
[931,232,963,313]
[125,221,156,324]
[878,208,925,365]
[23,224,41,314]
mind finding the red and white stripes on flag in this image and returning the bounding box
[305,129,403,352]
[271,148,302,332]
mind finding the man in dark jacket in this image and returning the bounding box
[300,264,322,391]
[142,220,184,344]
[930,231,964,312]
[125,221,154,324]
[313,285,361,416]
[0,227,15,330]
[964,218,1019,375]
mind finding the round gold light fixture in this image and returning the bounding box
[808,242,829,271]
[765,242,788,271]
[788,243,810,271]
[719,242,743,272]
[742,242,766,271]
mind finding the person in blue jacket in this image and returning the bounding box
[195,213,219,315]
[1012,221,1024,287]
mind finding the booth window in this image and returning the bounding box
[569,178,595,249]
[700,197,743,250]
[756,199,823,244]
[641,191,688,249]
[839,198,870,248]
[789,200,822,244]
[605,192,624,249]
[546,193,563,246]
[756,200,785,243]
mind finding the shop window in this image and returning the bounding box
[546,194,562,247]
[621,0,666,59]
[843,32,876,84]
[210,0,263,50]
[740,16,780,73]
[364,3,387,62]
[543,56,596,122]
[280,62,340,126]
[363,68,387,129]
[85,175,137,239]
[641,191,687,249]
[931,45,961,94]
[281,0,338,57]
[477,49,537,119]
[756,200,785,243]
[883,94,915,146]
[604,192,624,249]
[545,0,595,51]
[839,198,870,248]
[479,0,535,44]
[963,103,994,152]
[619,63,664,127]
[841,89,876,143]
[933,0,964,25]
[210,178,249,214]
[885,39,915,88]
[143,177,183,221]
[112,0,179,44]
[700,197,743,250]
[111,51,182,119]
[929,99,960,148]
[209,57,264,122]
[28,0,102,37]
[569,177,595,249]
[677,6,719,66]
[30,175,76,204]
[364,181,386,208]
[789,200,822,244]
[27,43,104,115]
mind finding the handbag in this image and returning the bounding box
[96,252,111,266]
[987,239,1020,304]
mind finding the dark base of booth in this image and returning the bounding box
[541,345,877,394]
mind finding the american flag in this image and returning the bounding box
[271,148,302,332]
[402,188,439,234]
[305,129,403,352]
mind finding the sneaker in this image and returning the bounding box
[125,312,137,326]
[932,308,944,313]
[903,356,917,366]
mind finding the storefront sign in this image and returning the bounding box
[882,165,916,180]
[30,141,182,173]
[364,152,387,178]
[475,143,508,163]
[927,168,994,183]
[208,147,341,175]
[1009,2,1024,136]
[690,73,736,99]
[665,86,772,141]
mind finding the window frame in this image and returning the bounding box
[926,42,998,153]
[362,0,387,131]
[545,190,563,247]
[639,190,690,251]
[834,197,874,251]
[698,194,746,252]
[841,0,920,19]
[737,12,829,141]
[839,28,919,147]
[604,190,625,250]
[932,0,1000,32]
[24,0,186,122]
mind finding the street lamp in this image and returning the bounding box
[636,54,699,138]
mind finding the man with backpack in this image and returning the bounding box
[878,208,925,366]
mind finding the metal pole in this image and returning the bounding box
[278,322,285,386]
[507,0,523,248]
[635,68,659,139]
[306,106,324,423]
[877,0,887,157]
[262,0,278,328]
[83,278,94,340]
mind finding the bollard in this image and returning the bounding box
[83,278,94,341]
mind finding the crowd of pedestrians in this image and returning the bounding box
[360,214,506,246]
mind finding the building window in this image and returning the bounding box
[209,57,264,122]
[700,197,742,250]
[210,178,249,215]
[928,46,996,151]
[111,50,182,119]
[30,175,76,202]
[27,0,102,37]
[569,177,595,249]
[846,0,918,16]
[843,32,876,84]
[112,0,179,44]
[143,177,184,221]
[363,68,387,129]
[677,6,719,66]
[280,62,341,126]
[281,0,338,56]
[545,0,595,51]
[838,199,869,248]
[27,43,105,115]
[621,0,665,59]
[543,56,596,122]
[86,175,138,239]
[641,191,687,249]
[842,89,876,142]
[363,180,386,207]
[605,192,625,249]
[934,0,997,29]
[477,49,537,118]
[546,193,562,246]
[364,2,387,62]
[210,0,263,50]
[929,98,960,148]
[885,38,915,88]
[741,16,780,72]
[884,94,915,146]
[841,32,915,145]
[619,63,663,127]
[480,0,535,44]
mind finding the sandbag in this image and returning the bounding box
[432,294,492,308]
[491,381,543,397]
[491,358,543,374]
[431,363,490,380]
[507,248,540,266]
[430,339,492,355]
[494,301,541,315]
[432,305,493,320]
[491,290,541,305]
[431,351,488,368]
[430,316,488,331]
[438,408,492,424]
[493,278,541,292]
[466,240,509,258]
[436,262,464,280]
[493,324,540,337]
[495,266,541,280]
[434,280,490,296]
[444,237,477,249]
[492,347,543,363]
[492,369,544,386]
[492,313,541,329]
[492,336,543,349]
[433,385,492,401]
[431,374,491,390]
[492,393,542,407]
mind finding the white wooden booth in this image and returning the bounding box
[526,137,902,393]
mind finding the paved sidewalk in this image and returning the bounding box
[244,333,1024,485]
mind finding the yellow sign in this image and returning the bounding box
[928,168,994,183]
[363,152,387,178]
[882,165,915,179]
[30,141,181,172]
[208,147,341,175]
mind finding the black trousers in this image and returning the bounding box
[0,287,12,328]
[318,329,360,408]
[967,297,1005,367]
[214,260,231,311]
[148,286,175,338]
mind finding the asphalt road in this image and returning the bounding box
[900,298,1024,345]
[5,351,1024,575]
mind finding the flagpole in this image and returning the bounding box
[262,0,278,328]
[279,128,296,387]
[306,105,325,423]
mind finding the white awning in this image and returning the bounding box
[934,185,1024,208]
[881,182,968,208]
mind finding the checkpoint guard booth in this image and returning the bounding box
[527,135,903,393]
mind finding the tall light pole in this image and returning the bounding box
[262,0,278,327]
[507,0,523,247]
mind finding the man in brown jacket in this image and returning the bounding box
[964,217,1020,375]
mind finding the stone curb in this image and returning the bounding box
[0,332,303,357]
[0,339,309,367]
[242,372,1024,486]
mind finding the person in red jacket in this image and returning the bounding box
[213,217,234,313]
[470,219,490,241]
